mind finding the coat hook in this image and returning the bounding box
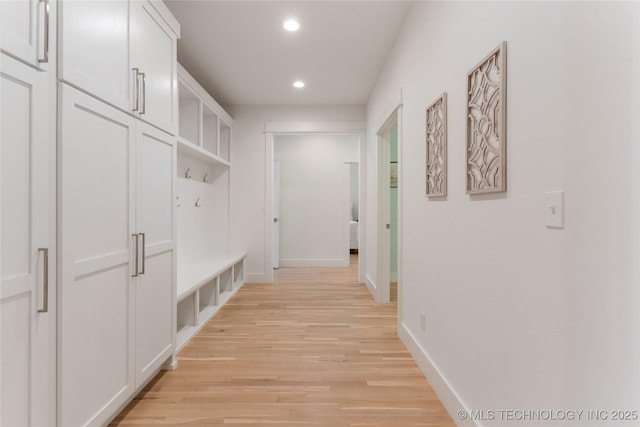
[203,173,208,183]
[195,197,201,208]
[176,195,181,208]
[185,168,191,179]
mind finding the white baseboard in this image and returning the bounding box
[398,322,476,427]
[279,258,348,268]
[365,273,377,300]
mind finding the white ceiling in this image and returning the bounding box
[165,1,412,108]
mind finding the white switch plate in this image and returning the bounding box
[545,191,564,229]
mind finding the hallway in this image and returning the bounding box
[112,259,453,426]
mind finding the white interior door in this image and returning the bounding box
[376,122,393,304]
[134,122,175,387]
[59,85,135,426]
[272,161,280,269]
[0,53,53,427]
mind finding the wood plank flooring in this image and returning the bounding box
[111,257,454,426]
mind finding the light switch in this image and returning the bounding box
[545,191,564,229]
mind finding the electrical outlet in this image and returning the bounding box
[420,311,426,332]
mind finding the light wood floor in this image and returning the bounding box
[111,256,453,426]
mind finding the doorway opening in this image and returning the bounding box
[376,107,401,305]
[264,121,366,284]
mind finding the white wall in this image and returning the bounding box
[176,154,229,263]
[366,1,640,425]
[230,106,365,282]
[274,134,358,267]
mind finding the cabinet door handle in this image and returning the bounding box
[37,248,49,313]
[132,68,140,112]
[139,72,146,115]
[139,233,145,275]
[37,0,49,64]
[132,234,139,277]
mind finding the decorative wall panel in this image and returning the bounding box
[426,93,447,197]
[466,42,507,194]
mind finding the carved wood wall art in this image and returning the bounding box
[426,93,447,197]
[466,42,507,194]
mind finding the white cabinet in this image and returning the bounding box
[59,0,131,111]
[0,0,51,68]
[0,53,56,426]
[59,0,179,134]
[130,0,178,134]
[134,122,175,386]
[59,85,176,426]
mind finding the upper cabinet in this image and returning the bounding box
[130,1,179,134]
[1,0,51,69]
[59,0,180,134]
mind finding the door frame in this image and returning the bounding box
[264,121,366,283]
[375,105,403,305]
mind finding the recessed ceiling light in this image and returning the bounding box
[293,80,305,88]
[283,19,300,32]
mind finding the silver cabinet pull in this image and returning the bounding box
[139,233,145,275]
[38,0,49,64]
[132,234,139,277]
[139,72,146,115]
[37,248,49,313]
[132,68,140,112]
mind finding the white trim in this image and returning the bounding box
[396,97,404,321]
[357,133,366,284]
[377,128,391,303]
[365,274,377,299]
[375,106,401,304]
[279,258,349,268]
[264,132,274,283]
[398,322,477,427]
[343,163,351,267]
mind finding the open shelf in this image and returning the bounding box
[178,80,199,144]
[176,294,197,349]
[177,138,230,168]
[198,279,217,313]
[177,63,233,167]
[233,259,244,287]
[202,103,219,156]
[219,268,232,299]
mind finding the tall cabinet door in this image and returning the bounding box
[58,0,131,111]
[130,0,178,134]
[0,0,38,66]
[59,85,136,427]
[134,122,175,387]
[0,53,54,427]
